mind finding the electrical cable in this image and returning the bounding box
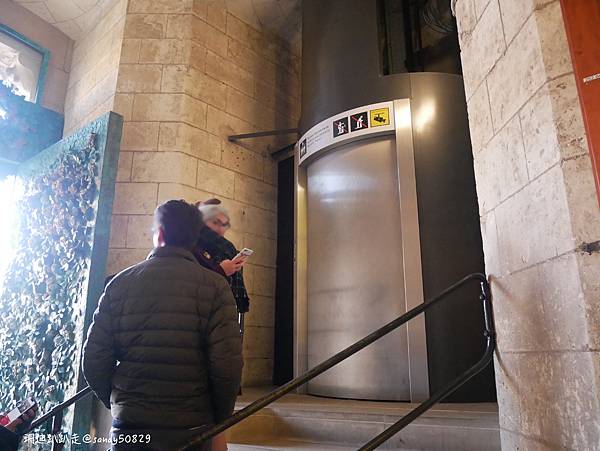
[421,0,456,35]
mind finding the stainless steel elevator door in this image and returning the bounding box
[306,136,410,400]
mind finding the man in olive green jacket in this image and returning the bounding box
[82,200,243,450]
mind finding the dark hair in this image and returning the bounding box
[153,200,203,249]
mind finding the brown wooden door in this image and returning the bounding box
[560,0,600,205]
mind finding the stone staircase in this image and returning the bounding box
[226,388,500,451]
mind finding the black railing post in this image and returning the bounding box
[51,410,64,451]
[480,277,496,343]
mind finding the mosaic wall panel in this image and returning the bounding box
[0,112,122,449]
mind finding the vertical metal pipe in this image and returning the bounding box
[51,411,64,451]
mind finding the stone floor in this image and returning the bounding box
[226,388,500,450]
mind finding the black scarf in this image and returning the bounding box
[197,227,250,313]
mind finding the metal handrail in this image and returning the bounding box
[21,386,93,435]
[20,273,493,450]
[179,272,495,451]
[359,278,494,450]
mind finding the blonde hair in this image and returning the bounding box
[197,204,230,222]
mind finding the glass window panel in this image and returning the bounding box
[0,30,43,102]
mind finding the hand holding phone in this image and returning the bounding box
[233,248,254,261]
[0,398,37,431]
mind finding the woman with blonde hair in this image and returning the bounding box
[193,199,251,451]
[194,199,250,316]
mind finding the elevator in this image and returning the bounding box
[294,0,496,403]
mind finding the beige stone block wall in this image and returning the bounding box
[0,0,73,114]
[63,0,128,134]
[106,0,300,386]
[455,0,600,449]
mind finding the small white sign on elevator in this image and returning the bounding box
[298,101,396,165]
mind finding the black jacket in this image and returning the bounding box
[82,246,243,428]
[195,227,250,313]
[0,426,19,451]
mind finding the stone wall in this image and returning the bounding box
[63,0,127,135]
[0,0,73,114]
[107,0,301,386]
[455,0,600,449]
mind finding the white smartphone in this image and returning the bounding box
[234,248,254,259]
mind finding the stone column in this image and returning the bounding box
[454,0,600,449]
[107,0,301,386]
[63,0,128,134]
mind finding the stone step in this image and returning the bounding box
[226,388,500,451]
[229,440,356,450]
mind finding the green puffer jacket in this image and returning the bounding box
[82,246,243,429]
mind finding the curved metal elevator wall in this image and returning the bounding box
[300,0,496,402]
[306,136,411,400]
